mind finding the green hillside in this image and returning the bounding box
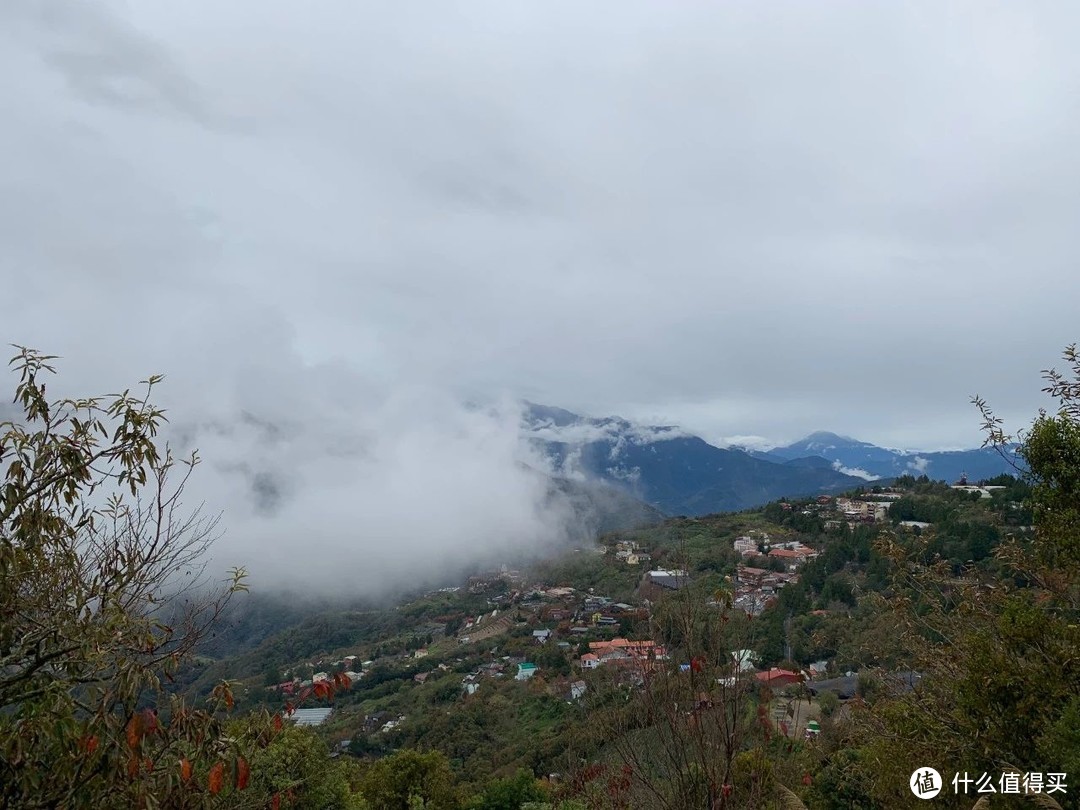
[178,468,1072,808]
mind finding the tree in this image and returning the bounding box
[359,749,460,810]
[816,690,839,719]
[535,644,571,677]
[833,346,1080,807]
[249,725,365,809]
[589,574,770,810]
[466,769,547,810]
[0,347,360,808]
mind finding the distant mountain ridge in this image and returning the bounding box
[523,406,1019,517]
[523,405,867,516]
[761,430,1021,483]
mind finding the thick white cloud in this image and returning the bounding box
[3,0,1078,587]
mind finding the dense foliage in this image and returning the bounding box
[0,349,361,808]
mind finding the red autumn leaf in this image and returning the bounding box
[802,772,813,786]
[339,672,351,689]
[126,714,142,749]
[313,681,330,699]
[689,656,705,673]
[722,784,733,798]
[127,755,139,779]
[180,758,193,782]
[82,735,99,754]
[272,713,284,732]
[236,756,250,790]
[271,793,281,810]
[208,761,224,795]
[141,708,158,735]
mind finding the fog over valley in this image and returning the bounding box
[4,0,1079,591]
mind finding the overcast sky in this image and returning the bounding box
[3,1,1078,588]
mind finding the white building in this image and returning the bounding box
[733,537,758,556]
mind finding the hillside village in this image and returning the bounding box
[211,478,1010,780]
[130,466,1043,807]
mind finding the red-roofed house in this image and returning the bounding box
[767,545,817,571]
[755,668,802,688]
[587,638,667,666]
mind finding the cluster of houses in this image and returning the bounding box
[272,654,367,697]
[732,534,816,602]
[773,493,907,529]
[270,655,371,729]
[733,534,763,556]
[792,492,900,529]
[578,638,667,670]
[613,539,653,566]
[457,657,536,694]
[267,492,953,754]
[834,497,894,523]
[360,711,406,734]
[456,655,589,702]
[733,533,817,569]
[575,644,833,699]
[719,652,831,691]
[732,564,800,617]
[764,541,818,572]
[511,586,646,639]
[272,540,901,745]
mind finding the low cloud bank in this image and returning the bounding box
[4,311,585,598]
[169,387,579,596]
[831,461,880,481]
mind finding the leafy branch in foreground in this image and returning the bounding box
[813,344,1080,808]
[0,347,358,809]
